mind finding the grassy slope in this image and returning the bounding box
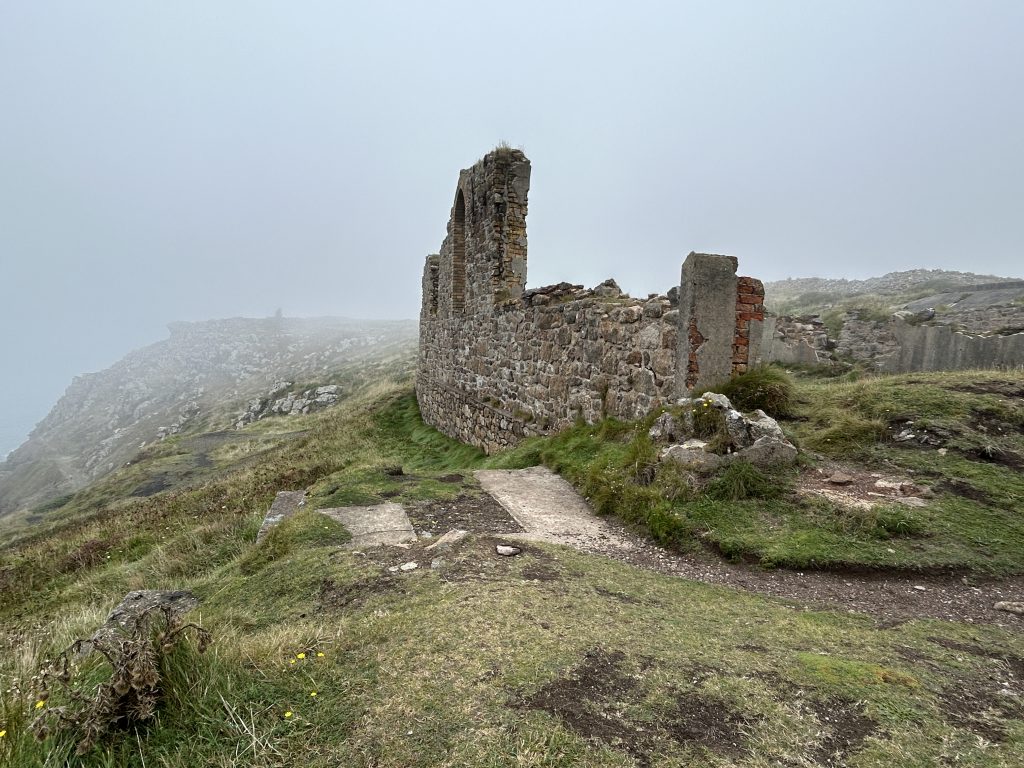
[1,373,1022,765]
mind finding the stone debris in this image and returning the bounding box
[655,392,798,470]
[256,490,306,542]
[495,544,522,557]
[799,465,931,511]
[399,561,418,572]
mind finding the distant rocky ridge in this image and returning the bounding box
[0,317,417,518]
[765,269,1013,305]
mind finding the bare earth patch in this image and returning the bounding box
[518,648,755,766]
[406,493,525,537]
[796,462,930,510]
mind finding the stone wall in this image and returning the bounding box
[417,149,762,453]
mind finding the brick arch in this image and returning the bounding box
[451,187,467,313]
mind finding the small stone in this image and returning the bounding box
[495,544,522,557]
[827,472,855,485]
[993,601,1024,616]
[387,565,399,573]
[399,561,418,572]
[430,558,444,569]
[913,585,926,592]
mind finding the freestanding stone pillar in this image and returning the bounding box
[677,252,740,395]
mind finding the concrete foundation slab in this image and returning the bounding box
[474,466,634,552]
[319,502,416,548]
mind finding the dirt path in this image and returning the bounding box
[476,467,1024,629]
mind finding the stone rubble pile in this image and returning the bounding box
[650,392,798,470]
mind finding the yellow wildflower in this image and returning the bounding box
[316,652,325,658]
[289,659,296,665]
[310,691,317,698]
[34,700,45,709]
[296,652,306,659]
[284,711,293,719]
[0,729,6,738]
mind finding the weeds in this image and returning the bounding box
[31,598,210,756]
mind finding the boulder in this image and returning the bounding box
[747,410,786,443]
[648,412,679,442]
[735,436,798,468]
[660,443,724,472]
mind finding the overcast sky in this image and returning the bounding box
[2,1,1022,456]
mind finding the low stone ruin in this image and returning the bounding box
[650,393,797,471]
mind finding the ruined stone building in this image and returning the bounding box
[416,148,766,453]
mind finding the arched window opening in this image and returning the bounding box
[452,189,467,313]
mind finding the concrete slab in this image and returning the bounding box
[256,490,306,542]
[474,466,634,552]
[318,502,416,548]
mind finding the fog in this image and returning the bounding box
[2,1,1022,457]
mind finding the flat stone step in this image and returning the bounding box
[319,502,416,548]
[475,466,634,552]
[257,490,306,542]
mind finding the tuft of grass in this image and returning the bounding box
[704,461,787,502]
[712,365,796,417]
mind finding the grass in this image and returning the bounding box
[1,369,1023,764]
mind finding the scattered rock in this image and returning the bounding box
[236,382,343,428]
[660,444,724,472]
[913,585,926,592]
[424,528,470,551]
[496,544,522,557]
[399,561,419,572]
[827,472,854,485]
[658,393,798,470]
[430,558,444,569]
[734,436,798,468]
[994,601,1024,616]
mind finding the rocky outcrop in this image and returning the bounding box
[0,317,416,518]
[235,383,342,428]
